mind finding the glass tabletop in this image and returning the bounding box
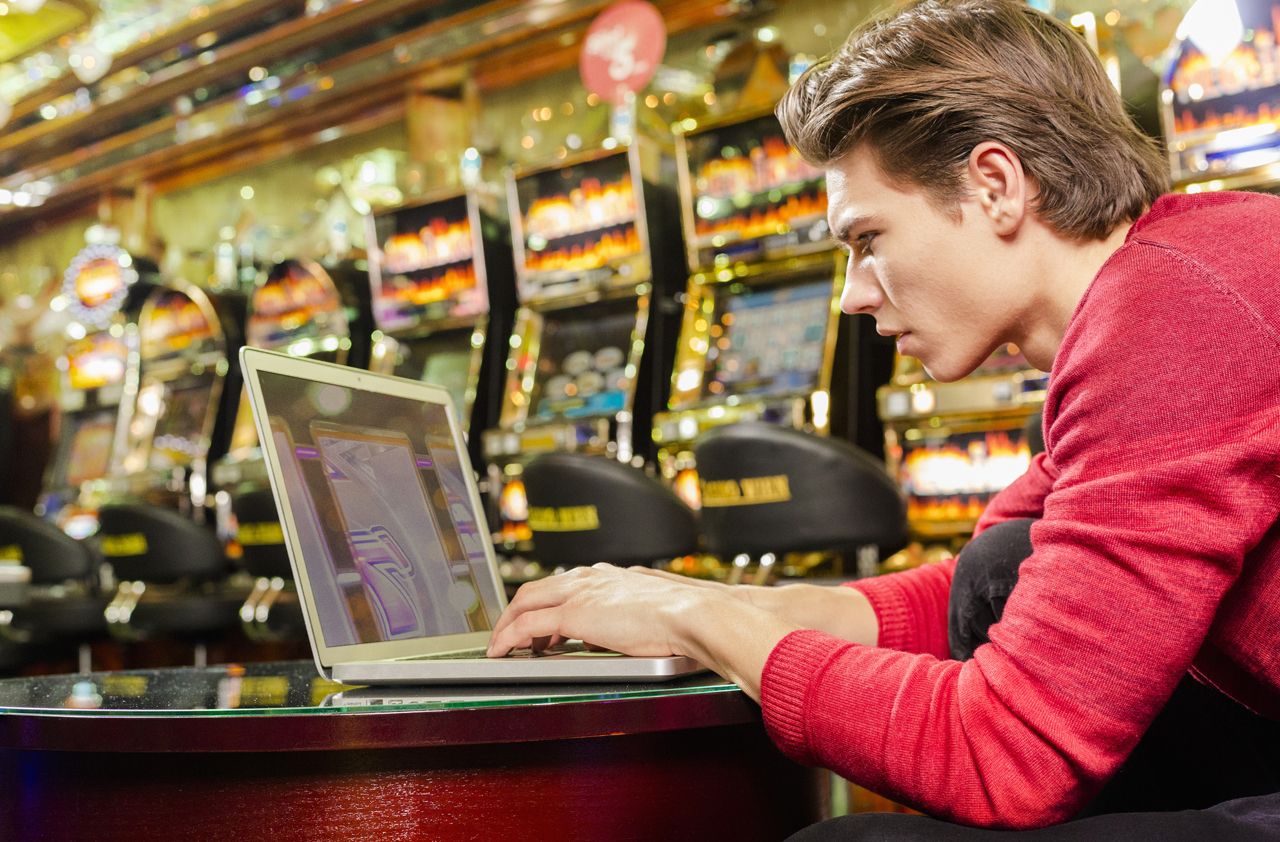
[0,660,740,718]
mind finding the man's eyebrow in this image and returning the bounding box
[831,214,875,244]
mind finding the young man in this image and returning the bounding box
[488,0,1280,835]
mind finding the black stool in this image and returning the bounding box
[230,489,305,641]
[0,506,106,673]
[693,423,907,584]
[97,503,247,665]
[523,452,699,568]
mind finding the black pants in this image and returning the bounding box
[789,519,1280,840]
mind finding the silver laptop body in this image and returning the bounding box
[239,346,703,684]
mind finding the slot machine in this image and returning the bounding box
[480,141,685,556]
[1161,0,1280,193]
[213,258,375,499]
[651,108,854,515]
[83,281,246,521]
[877,346,1048,547]
[37,244,161,537]
[366,188,517,471]
[210,258,374,638]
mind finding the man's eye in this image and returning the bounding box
[854,233,877,258]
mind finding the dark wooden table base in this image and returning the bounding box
[3,723,820,841]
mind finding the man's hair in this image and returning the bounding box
[777,0,1168,240]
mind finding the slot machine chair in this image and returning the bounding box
[231,488,306,641]
[522,453,699,570]
[98,503,247,665]
[693,423,907,585]
[0,506,107,673]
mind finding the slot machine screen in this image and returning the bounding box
[55,409,117,489]
[374,195,484,330]
[686,113,827,264]
[66,333,128,391]
[394,329,476,429]
[703,279,832,400]
[249,260,349,352]
[896,427,1032,531]
[140,289,217,361]
[148,379,214,470]
[515,153,641,279]
[530,303,636,420]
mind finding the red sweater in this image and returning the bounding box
[759,192,1280,829]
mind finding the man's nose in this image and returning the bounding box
[840,264,882,315]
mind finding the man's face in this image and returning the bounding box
[826,146,1018,382]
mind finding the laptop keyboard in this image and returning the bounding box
[402,641,589,661]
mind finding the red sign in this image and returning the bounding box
[580,1,667,105]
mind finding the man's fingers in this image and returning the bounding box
[490,573,580,640]
[487,607,566,657]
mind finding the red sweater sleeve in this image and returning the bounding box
[760,239,1280,828]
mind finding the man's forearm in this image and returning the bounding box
[737,583,879,647]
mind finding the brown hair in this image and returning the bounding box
[777,0,1168,240]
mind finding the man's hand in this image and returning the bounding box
[487,563,801,700]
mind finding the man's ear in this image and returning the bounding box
[968,141,1028,237]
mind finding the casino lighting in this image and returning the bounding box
[1176,0,1244,65]
[69,41,112,85]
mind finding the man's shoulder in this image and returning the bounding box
[1126,191,1280,257]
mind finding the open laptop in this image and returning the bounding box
[239,346,704,684]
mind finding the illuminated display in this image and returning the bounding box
[1164,1,1280,177]
[895,429,1031,526]
[147,380,214,470]
[254,370,502,644]
[392,328,476,429]
[60,411,117,488]
[515,153,641,277]
[249,260,349,348]
[684,114,827,264]
[140,288,217,361]
[62,245,138,326]
[374,195,485,330]
[530,305,636,421]
[66,332,128,391]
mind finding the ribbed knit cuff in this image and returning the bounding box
[844,577,915,651]
[760,629,854,765]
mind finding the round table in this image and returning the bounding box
[0,661,821,840]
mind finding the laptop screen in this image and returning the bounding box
[255,370,505,647]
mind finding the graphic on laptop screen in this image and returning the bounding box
[257,371,503,646]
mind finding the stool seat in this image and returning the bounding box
[231,489,292,580]
[0,506,104,644]
[693,423,907,559]
[129,592,246,639]
[97,503,231,583]
[14,593,110,639]
[97,503,243,641]
[523,453,699,567]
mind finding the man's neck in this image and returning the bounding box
[1017,221,1133,371]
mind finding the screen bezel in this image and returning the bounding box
[238,346,506,675]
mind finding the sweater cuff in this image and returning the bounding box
[759,628,854,765]
[844,577,915,651]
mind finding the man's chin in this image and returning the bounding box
[919,357,977,383]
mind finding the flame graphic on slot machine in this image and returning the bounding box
[381,263,478,308]
[141,293,215,359]
[383,216,474,275]
[525,176,637,240]
[695,192,828,240]
[525,226,641,273]
[901,431,1031,523]
[697,137,824,199]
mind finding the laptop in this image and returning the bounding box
[238,346,704,684]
